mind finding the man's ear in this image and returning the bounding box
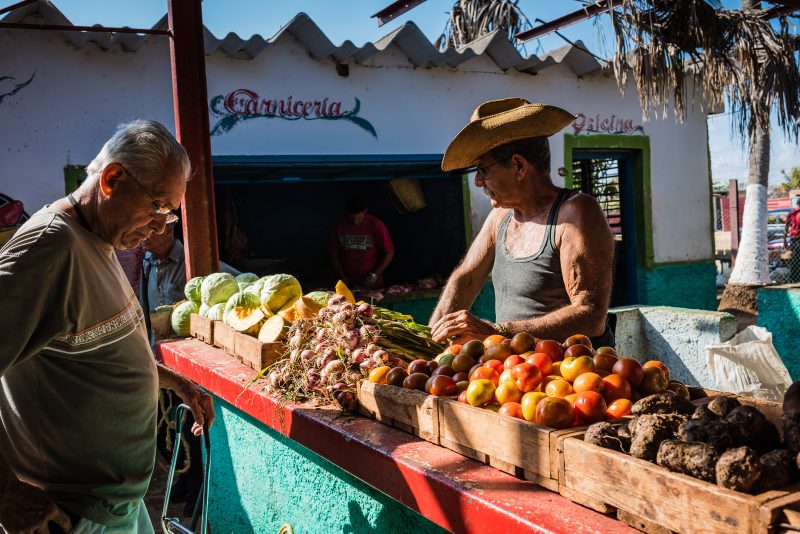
[99,163,125,197]
[511,154,528,181]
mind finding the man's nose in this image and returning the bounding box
[151,217,168,235]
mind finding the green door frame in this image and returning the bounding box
[563,134,654,271]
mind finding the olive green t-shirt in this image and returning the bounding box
[0,209,159,526]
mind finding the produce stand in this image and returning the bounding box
[158,338,636,534]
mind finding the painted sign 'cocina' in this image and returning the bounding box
[210,88,377,137]
[572,112,643,135]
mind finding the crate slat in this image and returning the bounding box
[189,313,214,344]
[357,382,440,444]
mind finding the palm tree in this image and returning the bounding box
[607,0,800,314]
[436,0,530,50]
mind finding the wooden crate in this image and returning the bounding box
[234,332,284,370]
[212,321,238,359]
[357,382,441,444]
[559,395,798,533]
[437,398,584,491]
[189,314,214,344]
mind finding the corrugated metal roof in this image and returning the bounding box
[1,0,605,76]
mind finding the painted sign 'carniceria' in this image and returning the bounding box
[210,88,377,138]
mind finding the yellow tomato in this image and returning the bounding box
[368,365,391,384]
[495,381,522,404]
[466,379,496,407]
[521,391,548,422]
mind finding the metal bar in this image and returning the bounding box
[0,0,38,17]
[168,0,219,278]
[0,21,171,35]
[371,0,428,27]
[729,179,740,266]
[516,0,623,43]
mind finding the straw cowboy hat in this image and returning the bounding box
[442,98,576,172]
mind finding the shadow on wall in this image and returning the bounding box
[757,285,800,381]
[207,406,252,534]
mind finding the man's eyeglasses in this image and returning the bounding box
[118,162,180,224]
[465,158,509,177]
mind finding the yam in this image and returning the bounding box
[725,405,781,453]
[629,413,687,461]
[707,396,741,418]
[753,449,793,493]
[688,386,709,401]
[691,404,717,421]
[716,446,761,493]
[617,419,632,452]
[258,315,290,343]
[584,422,624,451]
[783,380,800,417]
[678,419,734,453]
[656,440,719,482]
[631,392,694,416]
[784,414,800,456]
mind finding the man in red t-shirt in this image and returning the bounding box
[785,197,800,282]
[330,195,395,288]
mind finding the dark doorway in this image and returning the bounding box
[571,151,639,307]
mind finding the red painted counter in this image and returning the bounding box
[159,338,635,534]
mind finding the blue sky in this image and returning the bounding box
[52,0,799,185]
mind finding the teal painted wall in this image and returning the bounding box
[207,396,449,534]
[758,286,800,380]
[641,262,717,311]
[384,282,496,324]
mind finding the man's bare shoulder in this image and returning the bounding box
[557,192,605,223]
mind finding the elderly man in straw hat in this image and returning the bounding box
[430,98,615,346]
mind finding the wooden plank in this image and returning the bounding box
[356,382,440,444]
[617,509,674,534]
[212,321,237,358]
[438,399,552,480]
[558,484,616,514]
[438,437,487,464]
[561,436,783,533]
[189,313,214,344]
[234,332,283,370]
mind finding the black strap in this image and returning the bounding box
[141,259,153,342]
[67,194,91,231]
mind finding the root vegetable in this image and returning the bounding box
[716,446,761,493]
[357,303,373,317]
[725,406,781,453]
[692,404,717,420]
[629,413,687,461]
[359,360,373,374]
[656,440,719,482]
[328,295,346,306]
[678,419,734,453]
[753,449,793,493]
[707,396,741,418]
[300,349,315,361]
[584,422,624,451]
[784,381,800,417]
[617,419,632,452]
[344,330,360,349]
[631,392,694,416]
[321,360,344,380]
[351,348,367,364]
[306,370,321,389]
[333,390,358,413]
[784,415,800,456]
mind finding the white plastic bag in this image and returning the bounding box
[706,326,792,401]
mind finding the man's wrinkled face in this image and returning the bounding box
[473,155,512,208]
[142,223,176,258]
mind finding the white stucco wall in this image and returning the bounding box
[0,27,711,264]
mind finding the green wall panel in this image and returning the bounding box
[207,396,448,534]
[758,286,800,380]
[642,262,717,311]
[383,281,496,325]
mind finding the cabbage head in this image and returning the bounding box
[235,272,259,285]
[200,273,239,306]
[223,291,262,320]
[171,300,199,337]
[206,303,225,321]
[199,303,210,317]
[260,274,302,314]
[184,276,204,303]
[305,291,333,307]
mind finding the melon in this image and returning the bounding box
[223,291,265,335]
[200,272,239,306]
[206,303,225,321]
[260,274,302,314]
[171,300,199,337]
[184,276,204,303]
[244,276,268,297]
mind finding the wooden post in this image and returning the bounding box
[729,179,740,266]
[168,0,219,278]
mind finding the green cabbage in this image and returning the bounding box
[223,291,262,320]
[207,303,225,321]
[184,276,204,303]
[200,272,239,306]
[171,300,199,337]
[235,272,259,285]
[223,291,265,333]
[260,274,302,314]
[199,303,210,317]
[244,276,268,297]
[305,291,333,307]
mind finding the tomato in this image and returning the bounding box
[368,366,390,384]
[432,365,455,378]
[483,334,507,347]
[484,402,502,412]
[521,391,548,422]
[606,398,633,419]
[429,375,458,396]
[498,402,524,419]
[483,343,513,362]
[545,378,574,398]
[511,363,542,393]
[524,352,554,377]
[643,361,670,381]
[573,372,604,394]
[612,358,645,389]
[564,343,594,359]
[593,352,618,372]
[466,379,496,406]
[482,359,504,374]
[407,359,431,376]
[601,373,632,401]
[457,390,469,403]
[534,339,564,363]
[495,380,523,404]
[509,332,536,354]
[563,334,593,350]
[638,366,668,395]
[551,361,562,377]
[471,367,500,387]
[564,393,579,407]
[447,343,462,355]
[498,369,514,386]
[560,356,596,382]
[535,397,574,429]
[573,391,607,424]
[541,374,563,391]
[595,346,618,357]
[503,354,525,370]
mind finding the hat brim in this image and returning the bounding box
[441,104,576,172]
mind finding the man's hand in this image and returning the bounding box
[174,379,215,437]
[0,479,72,534]
[430,310,498,344]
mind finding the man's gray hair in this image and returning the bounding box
[86,119,191,185]
[486,136,550,174]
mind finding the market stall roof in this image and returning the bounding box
[1,0,604,76]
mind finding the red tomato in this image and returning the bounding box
[525,352,554,377]
[483,334,507,347]
[503,354,525,370]
[643,360,670,381]
[601,373,632,402]
[534,339,564,363]
[498,402,524,419]
[511,363,542,393]
[563,334,593,350]
[471,367,500,387]
[573,391,607,424]
[457,390,469,403]
[606,398,633,419]
[564,344,594,359]
[447,344,462,355]
[535,397,573,429]
[482,359,504,374]
[612,358,645,389]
